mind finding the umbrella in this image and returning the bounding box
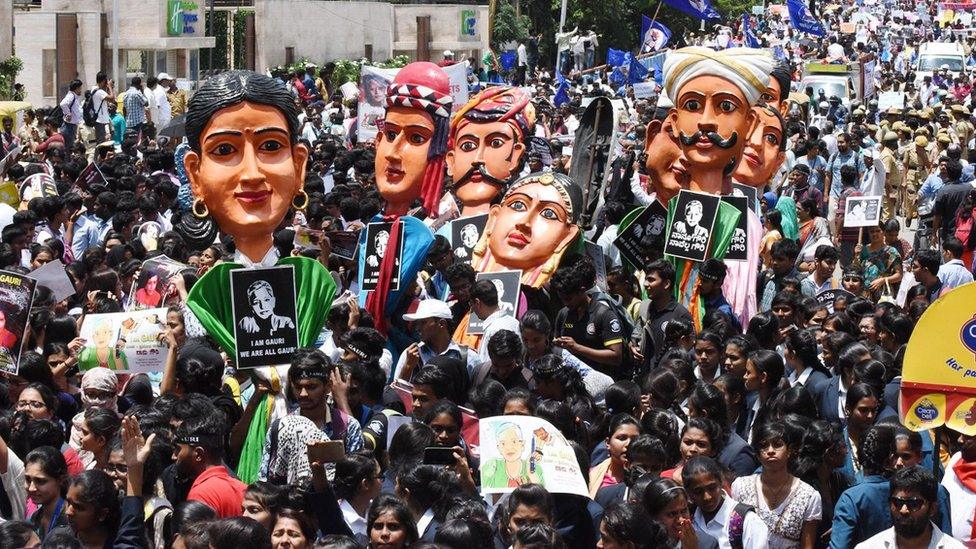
[158,114,186,140]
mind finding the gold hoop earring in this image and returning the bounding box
[292,189,309,211]
[192,198,209,219]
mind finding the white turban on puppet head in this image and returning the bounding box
[664,47,775,107]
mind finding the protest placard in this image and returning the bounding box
[665,190,720,262]
[479,416,588,497]
[0,271,35,375]
[467,270,521,335]
[78,308,167,373]
[450,214,488,262]
[362,221,404,291]
[230,265,299,369]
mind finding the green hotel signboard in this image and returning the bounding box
[167,0,200,36]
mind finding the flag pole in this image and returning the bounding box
[648,0,664,27]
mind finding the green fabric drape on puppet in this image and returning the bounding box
[665,198,742,332]
[186,255,336,483]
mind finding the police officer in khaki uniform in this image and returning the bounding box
[953,104,974,160]
[901,135,931,223]
[879,131,902,221]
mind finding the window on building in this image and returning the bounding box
[42,49,56,98]
[155,51,168,76]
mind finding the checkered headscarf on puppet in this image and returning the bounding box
[384,62,453,215]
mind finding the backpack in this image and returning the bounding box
[727,503,756,549]
[588,289,637,380]
[82,89,98,127]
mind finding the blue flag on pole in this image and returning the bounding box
[742,14,761,48]
[629,57,649,84]
[499,50,518,71]
[607,48,627,67]
[609,66,626,86]
[786,0,825,36]
[662,0,720,20]
[640,15,672,53]
[554,71,570,107]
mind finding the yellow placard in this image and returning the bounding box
[903,283,976,390]
[901,392,945,432]
[0,181,18,207]
[947,396,976,436]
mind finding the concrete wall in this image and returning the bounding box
[254,0,489,70]
[0,1,12,59]
[255,0,395,70]
[392,4,488,60]
[14,11,57,104]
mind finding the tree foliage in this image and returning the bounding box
[0,57,23,101]
[492,1,533,48]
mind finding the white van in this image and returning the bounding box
[915,42,967,83]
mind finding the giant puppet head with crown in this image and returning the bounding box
[374,62,453,217]
[663,47,774,196]
[447,87,536,217]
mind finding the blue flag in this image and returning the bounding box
[554,71,570,107]
[786,0,825,36]
[499,50,518,71]
[663,0,720,20]
[742,14,761,48]
[609,66,627,86]
[640,15,672,53]
[629,57,649,84]
[607,48,627,67]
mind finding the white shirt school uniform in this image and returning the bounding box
[691,495,768,549]
[855,523,965,549]
[941,452,976,543]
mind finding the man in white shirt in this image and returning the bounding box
[393,299,479,381]
[469,279,520,368]
[59,79,84,150]
[516,41,528,85]
[858,466,965,548]
[152,73,173,131]
[91,71,115,144]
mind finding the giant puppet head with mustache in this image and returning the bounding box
[663,47,774,196]
[447,87,535,217]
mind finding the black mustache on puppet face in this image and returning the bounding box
[678,131,738,149]
[454,162,509,188]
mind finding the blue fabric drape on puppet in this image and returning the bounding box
[357,215,434,359]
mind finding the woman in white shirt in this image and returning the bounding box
[684,455,768,549]
[333,452,382,545]
[731,420,822,549]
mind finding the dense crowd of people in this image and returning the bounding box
[1,0,976,548]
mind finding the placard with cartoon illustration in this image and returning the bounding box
[665,190,720,263]
[479,415,588,496]
[78,308,168,372]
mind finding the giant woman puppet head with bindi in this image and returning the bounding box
[447,86,535,217]
[663,47,774,196]
[364,62,452,333]
[471,171,582,288]
[183,70,309,264]
[182,71,336,360]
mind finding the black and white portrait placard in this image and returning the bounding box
[843,195,883,228]
[815,288,854,313]
[230,265,299,369]
[450,214,488,261]
[467,270,522,335]
[665,190,720,263]
[584,240,608,292]
[613,201,668,268]
[731,182,760,214]
[721,195,749,262]
[362,221,404,292]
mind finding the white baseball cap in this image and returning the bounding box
[157,72,173,81]
[403,299,453,321]
[444,50,455,57]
